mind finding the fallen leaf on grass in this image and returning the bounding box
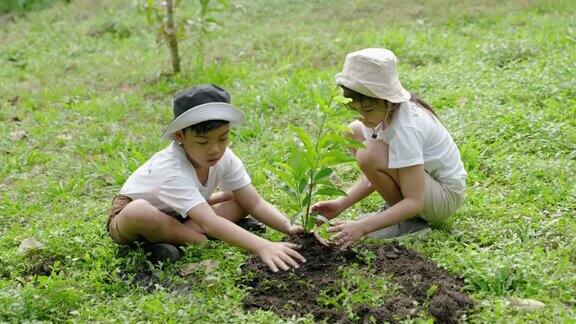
[10,130,27,141]
[28,165,44,177]
[508,297,545,311]
[57,133,73,141]
[19,237,45,254]
[8,96,19,106]
[179,259,220,276]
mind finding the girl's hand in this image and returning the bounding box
[327,220,366,250]
[257,242,306,272]
[311,200,344,222]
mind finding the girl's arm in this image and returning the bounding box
[329,165,426,249]
[232,184,298,235]
[336,174,376,210]
[312,174,375,220]
[359,165,425,233]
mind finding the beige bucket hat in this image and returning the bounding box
[335,48,411,103]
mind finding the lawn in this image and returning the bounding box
[1,0,575,322]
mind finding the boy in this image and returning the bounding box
[106,84,305,272]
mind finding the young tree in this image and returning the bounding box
[141,0,229,74]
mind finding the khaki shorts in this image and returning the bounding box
[106,195,186,245]
[420,174,466,223]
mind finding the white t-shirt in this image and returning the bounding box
[120,143,251,217]
[362,101,467,187]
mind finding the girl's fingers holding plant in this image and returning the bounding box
[313,231,330,246]
[326,221,346,233]
[340,240,354,251]
[329,230,347,243]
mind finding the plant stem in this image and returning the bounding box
[303,96,332,228]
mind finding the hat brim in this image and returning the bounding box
[161,102,244,139]
[335,73,411,103]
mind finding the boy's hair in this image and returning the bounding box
[341,86,437,117]
[182,120,230,135]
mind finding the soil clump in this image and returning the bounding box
[241,233,473,323]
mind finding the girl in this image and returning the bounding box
[312,48,467,249]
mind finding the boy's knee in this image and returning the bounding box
[122,200,160,225]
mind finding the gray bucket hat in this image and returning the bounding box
[335,48,410,103]
[161,84,244,140]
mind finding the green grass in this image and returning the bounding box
[1,0,575,321]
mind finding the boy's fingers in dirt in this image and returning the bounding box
[283,246,306,263]
[273,256,290,271]
[282,242,302,250]
[280,253,300,269]
[264,259,279,273]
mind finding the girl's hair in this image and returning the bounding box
[182,120,229,135]
[340,86,437,117]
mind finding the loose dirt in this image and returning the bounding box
[241,233,473,323]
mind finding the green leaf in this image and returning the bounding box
[297,176,309,194]
[289,144,313,179]
[289,125,315,156]
[346,137,365,149]
[319,151,355,167]
[314,167,332,182]
[302,193,311,209]
[290,211,304,224]
[269,165,296,188]
[304,213,317,232]
[332,94,352,106]
[315,187,347,197]
[427,284,438,298]
[318,132,344,150]
[316,177,333,186]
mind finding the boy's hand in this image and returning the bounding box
[257,242,306,273]
[288,224,304,236]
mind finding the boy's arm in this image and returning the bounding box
[232,184,297,235]
[187,203,305,271]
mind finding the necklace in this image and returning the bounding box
[371,123,382,138]
[371,107,391,139]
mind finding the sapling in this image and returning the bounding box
[269,88,361,233]
[140,0,229,74]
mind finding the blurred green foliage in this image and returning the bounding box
[0,0,66,13]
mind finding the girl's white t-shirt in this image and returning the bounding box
[362,101,467,187]
[120,143,251,217]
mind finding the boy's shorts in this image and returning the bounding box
[106,195,186,245]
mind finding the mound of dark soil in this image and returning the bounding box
[241,233,473,323]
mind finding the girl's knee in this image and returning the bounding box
[357,142,390,174]
[346,120,365,141]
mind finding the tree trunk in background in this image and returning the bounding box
[165,0,180,74]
